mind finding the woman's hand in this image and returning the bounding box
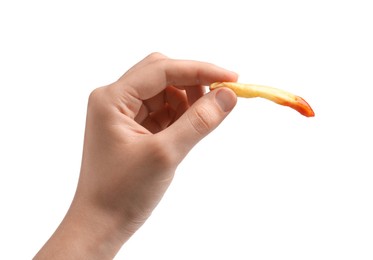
[34,53,238,259]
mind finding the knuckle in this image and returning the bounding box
[146,52,167,62]
[87,86,113,117]
[147,138,178,170]
[88,87,105,106]
[188,106,212,136]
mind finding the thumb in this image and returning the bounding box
[161,87,237,160]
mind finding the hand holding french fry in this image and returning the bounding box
[34,53,314,260]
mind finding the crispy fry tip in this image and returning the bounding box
[294,96,315,117]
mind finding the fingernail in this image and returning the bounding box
[215,88,237,112]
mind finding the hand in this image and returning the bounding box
[34,53,238,259]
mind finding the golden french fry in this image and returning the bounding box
[210,82,315,117]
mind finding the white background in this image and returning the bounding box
[1,0,372,259]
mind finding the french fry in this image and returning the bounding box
[210,82,315,117]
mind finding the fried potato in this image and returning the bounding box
[210,82,315,117]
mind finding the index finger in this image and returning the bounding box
[119,55,238,100]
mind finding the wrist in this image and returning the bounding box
[34,196,134,260]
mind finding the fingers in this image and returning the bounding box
[140,85,206,132]
[185,85,205,106]
[143,86,187,114]
[140,105,174,133]
[159,87,237,161]
[118,53,238,100]
[140,87,189,133]
[114,53,239,160]
[119,52,168,80]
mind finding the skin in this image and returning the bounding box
[34,53,238,259]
